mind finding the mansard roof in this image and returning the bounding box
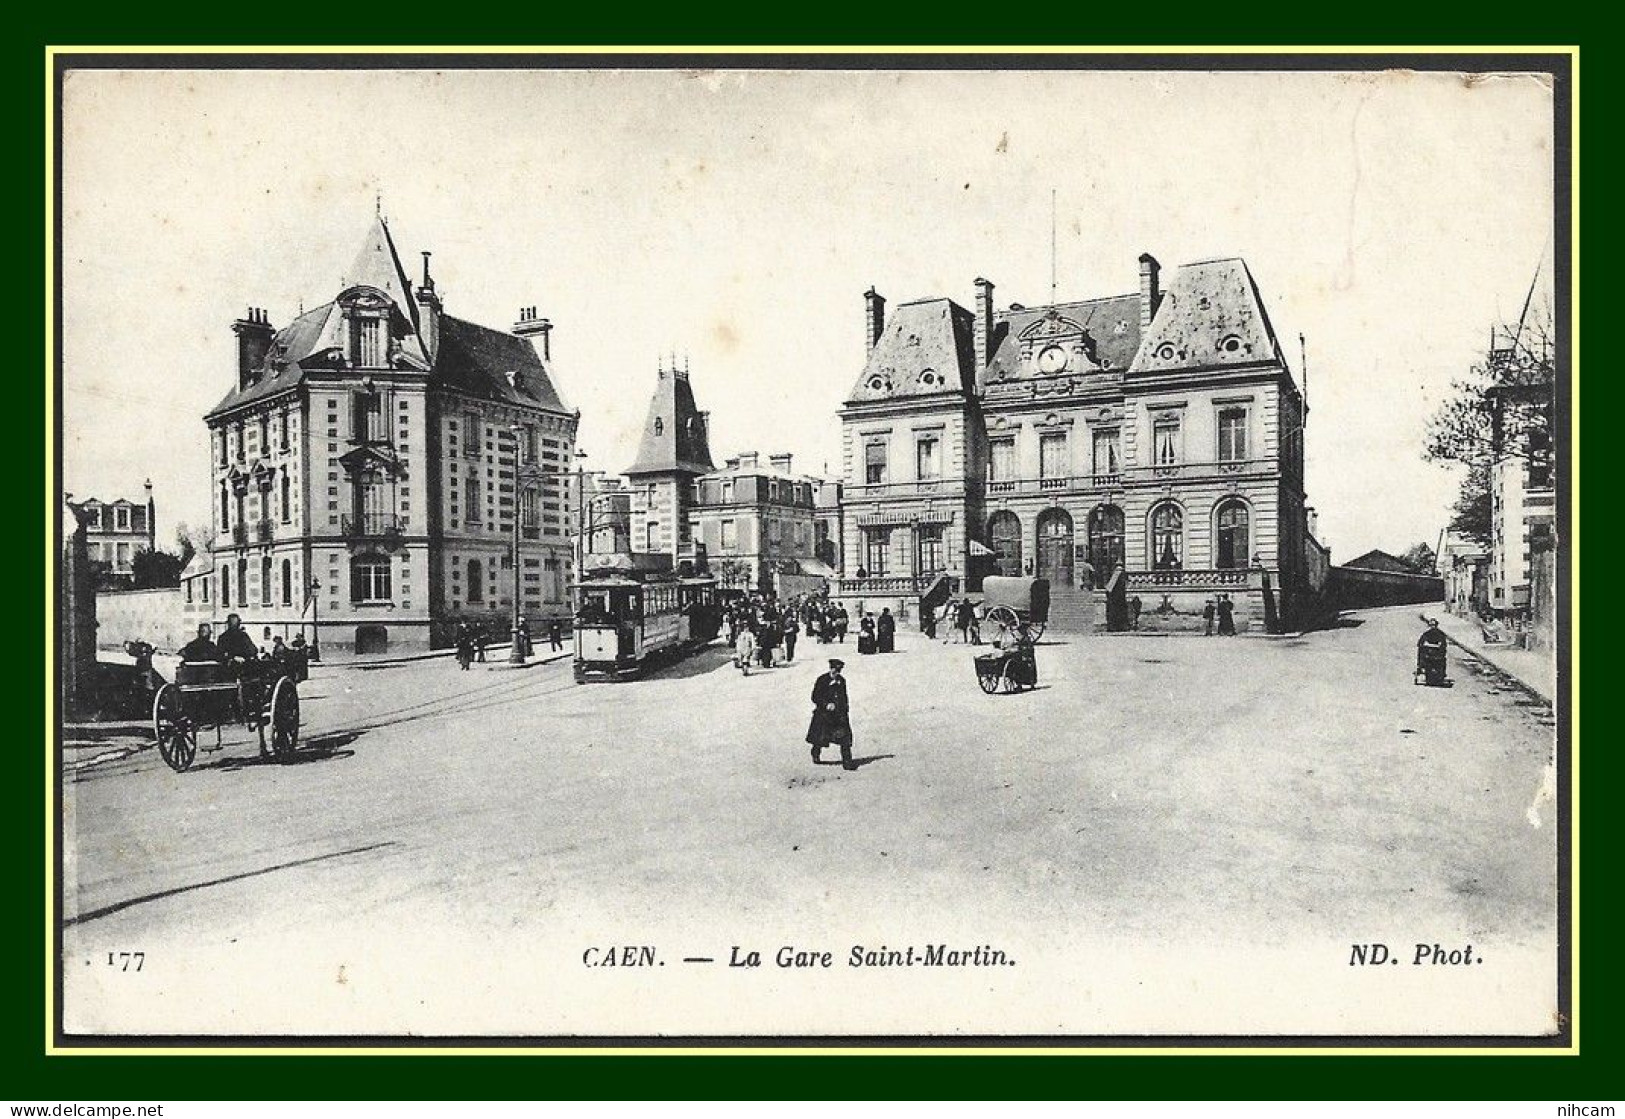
[625,369,715,477]
[206,217,571,421]
[983,293,1143,384]
[1129,257,1284,374]
[846,298,977,404]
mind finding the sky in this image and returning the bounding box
[59,66,1555,560]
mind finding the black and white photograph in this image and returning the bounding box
[51,54,1572,1044]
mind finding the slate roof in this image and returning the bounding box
[983,293,1143,382]
[1342,549,1414,574]
[846,298,978,403]
[1129,258,1284,374]
[205,217,570,421]
[625,370,715,476]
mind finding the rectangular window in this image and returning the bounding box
[916,436,941,481]
[1092,430,1121,476]
[116,506,130,530]
[131,507,147,533]
[1154,420,1181,466]
[463,411,482,459]
[770,519,783,545]
[1218,408,1248,462]
[864,441,888,485]
[464,476,482,523]
[351,558,392,603]
[917,524,944,573]
[521,488,539,529]
[1039,432,1068,479]
[864,529,890,576]
[721,520,737,550]
[721,480,734,504]
[350,316,383,368]
[354,393,384,443]
[116,542,131,568]
[645,521,660,551]
[988,437,1016,482]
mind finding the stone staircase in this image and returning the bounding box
[1045,583,1098,634]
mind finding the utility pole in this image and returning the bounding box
[507,425,527,665]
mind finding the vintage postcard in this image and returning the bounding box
[50,53,1572,1045]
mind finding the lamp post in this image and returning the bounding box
[307,577,322,662]
[507,425,529,665]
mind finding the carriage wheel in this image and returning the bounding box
[152,684,196,773]
[1024,622,1046,643]
[986,605,1020,634]
[269,677,300,760]
[976,669,1001,695]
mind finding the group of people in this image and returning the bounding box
[726,593,853,675]
[926,597,984,644]
[855,607,896,655]
[1202,595,1239,637]
[179,614,311,681]
[454,618,567,669]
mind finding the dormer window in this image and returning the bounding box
[349,314,383,368]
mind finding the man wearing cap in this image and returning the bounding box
[806,658,856,771]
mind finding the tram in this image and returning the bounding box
[572,557,723,682]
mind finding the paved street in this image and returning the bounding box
[61,607,1559,1038]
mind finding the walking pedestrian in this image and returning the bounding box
[954,598,973,644]
[858,613,877,655]
[1217,594,1236,636]
[921,602,937,640]
[1203,599,1216,637]
[735,624,757,675]
[968,602,983,646]
[548,618,563,652]
[835,605,850,644]
[806,658,856,771]
[783,611,800,663]
[455,623,475,671]
[475,625,487,663]
[1129,595,1143,631]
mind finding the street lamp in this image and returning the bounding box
[507,425,531,665]
[306,577,322,662]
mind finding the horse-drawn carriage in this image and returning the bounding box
[151,659,300,772]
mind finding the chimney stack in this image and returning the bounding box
[513,306,553,360]
[769,453,794,474]
[1138,253,1162,329]
[864,287,886,354]
[974,277,996,366]
[232,307,275,390]
[415,251,442,361]
[144,479,156,551]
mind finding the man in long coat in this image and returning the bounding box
[876,607,897,653]
[806,658,856,770]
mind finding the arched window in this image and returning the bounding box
[467,558,484,604]
[280,471,291,523]
[220,565,231,606]
[1036,507,1075,585]
[281,558,293,605]
[1215,500,1250,570]
[1087,505,1125,587]
[237,557,248,606]
[351,554,392,604]
[987,511,1022,578]
[220,482,230,528]
[1150,503,1184,571]
[261,555,273,604]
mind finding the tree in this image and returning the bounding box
[130,546,185,589]
[1400,542,1438,575]
[173,522,200,568]
[1424,300,1555,550]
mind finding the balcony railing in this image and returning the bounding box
[834,573,943,596]
[341,513,405,538]
[1126,568,1252,589]
[848,479,955,498]
[255,519,274,542]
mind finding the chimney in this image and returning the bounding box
[416,251,441,361]
[864,287,886,354]
[1138,253,1162,329]
[738,451,761,469]
[513,305,553,360]
[232,307,275,390]
[769,453,794,474]
[974,277,996,366]
[1305,505,1319,539]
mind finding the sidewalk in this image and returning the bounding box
[1430,610,1555,703]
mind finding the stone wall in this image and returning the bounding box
[1328,565,1444,611]
[95,588,190,652]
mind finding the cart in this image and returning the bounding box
[980,576,1050,644]
[151,660,300,772]
[974,646,1038,694]
[1414,644,1448,687]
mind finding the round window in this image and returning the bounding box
[1155,343,1177,361]
[1219,335,1243,353]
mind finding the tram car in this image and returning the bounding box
[572,557,723,682]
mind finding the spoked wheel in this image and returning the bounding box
[1023,622,1046,643]
[269,677,300,761]
[152,684,197,772]
[987,605,1020,634]
[977,671,1002,695]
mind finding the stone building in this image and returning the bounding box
[70,482,156,587]
[202,215,578,657]
[690,452,824,593]
[836,253,1320,634]
[623,362,715,573]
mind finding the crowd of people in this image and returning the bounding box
[726,592,854,675]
